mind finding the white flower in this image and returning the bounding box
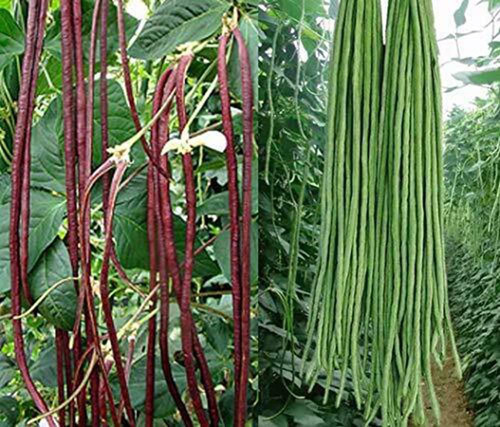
[161,131,227,155]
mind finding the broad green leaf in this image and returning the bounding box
[129,0,231,60]
[113,171,219,277]
[198,191,232,216]
[0,174,9,203]
[285,401,324,425]
[31,345,58,388]
[0,190,66,293]
[0,10,24,72]
[30,98,66,194]
[36,56,62,96]
[92,80,144,167]
[127,354,186,418]
[218,389,235,427]
[258,416,289,427]
[454,68,500,85]
[31,80,142,194]
[0,355,15,388]
[203,317,231,356]
[198,162,258,216]
[0,0,11,9]
[278,0,326,21]
[214,220,258,285]
[454,0,469,27]
[0,396,19,424]
[229,13,259,104]
[28,239,76,331]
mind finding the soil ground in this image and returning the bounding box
[418,355,475,427]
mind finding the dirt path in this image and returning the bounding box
[420,356,475,427]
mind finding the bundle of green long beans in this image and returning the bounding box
[303,0,462,425]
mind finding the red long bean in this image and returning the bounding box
[19,0,49,308]
[81,2,103,423]
[233,27,254,426]
[69,2,87,418]
[118,336,136,421]
[71,0,88,198]
[217,33,243,417]
[98,14,137,421]
[9,1,54,424]
[98,359,113,423]
[98,160,136,426]
[60,0,79,286]
[115,0,170,180]
[55,330,67,426]
[153,69,193,426]
[145,163,158,427]
[175,54,210,426]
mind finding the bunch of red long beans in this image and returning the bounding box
[9,1,253,426]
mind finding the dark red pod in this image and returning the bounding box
[233,27,254,426]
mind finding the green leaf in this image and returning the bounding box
[258,416,289,427]
[31,345,58,388]
[285,401,324,425]
[30,80,142,194]
[229,13,259,104]
[454,0,469,27]
[198,162,258,216]
[198,191,232,216]
[30,98,66,194]
[28,240,76,331]
[0,9,24,72]
[218,389,235,426]
[92,80,144,167]
[0,190,66,293]
[36,56,62,95]
[0,0,11,9]
[0,355,15,388]
[129,0,231,60]
[113,171,219,277]
[0,396,19,424]
[0,174,9,203]
[204,317,231,356]
[127,354,186,418]
[278,0,326,21]
[214,220,258,285]
[454,68,500,85]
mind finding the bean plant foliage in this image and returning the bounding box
[258,0,370,425]
[441,1,500,425]
[0,0,258,425]
[444,93,500,427]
